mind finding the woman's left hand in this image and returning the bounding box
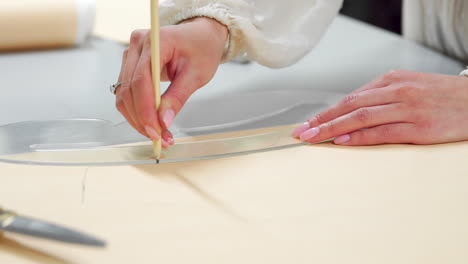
[292,69,468,145]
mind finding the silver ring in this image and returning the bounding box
[110,82,122,95]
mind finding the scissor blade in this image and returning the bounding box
[1,215,106,247]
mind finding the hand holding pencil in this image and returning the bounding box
[114,6,229,151]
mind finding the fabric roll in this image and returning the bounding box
[0,0,95,51]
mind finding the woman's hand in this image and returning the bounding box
[292,69,468,145]
[116,17,228,148]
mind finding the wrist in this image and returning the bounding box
[183,17,228,41]
[180,17,229,55]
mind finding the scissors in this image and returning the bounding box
[0,207,105,247]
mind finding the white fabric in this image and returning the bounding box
[159,0,468,67]
[403,0,468,64]
[159,0,343,68]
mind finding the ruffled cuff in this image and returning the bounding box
[160,1,248,62]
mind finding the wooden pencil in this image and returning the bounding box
[150,0,162,160]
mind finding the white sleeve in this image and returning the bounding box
[159,0,343,68]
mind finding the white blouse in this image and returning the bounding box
[403,0,468,64]
[159,0,343,67]
[160,0,468,68]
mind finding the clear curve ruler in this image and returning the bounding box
[0,127,318,166]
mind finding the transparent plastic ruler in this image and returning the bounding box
[0,124,313,166]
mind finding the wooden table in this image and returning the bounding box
[1,7,467,263]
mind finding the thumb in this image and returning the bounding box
[158,69,200,129]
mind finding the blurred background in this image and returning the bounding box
[340,0,403,34]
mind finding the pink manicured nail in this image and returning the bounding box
[300,127,320,141]
[163,109,175,128]
[292,122,310,138]
[334,134,351,145]
[145,126,160,140]
[167,137,175,145]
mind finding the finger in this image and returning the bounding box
[156,28,202,129]
[291,122,310,138]
[119,30,147,134]
[131,36,162,139]
[116,80,143,133]
[117,48,129,82]
[162,130,175,145]
[123,31,146,84]
[308,85,400,127]
[158,66,200,129]
[351,69,413,95]
[130,29,178,138]
[307,71,401,127]
[294,76,395,139]
[351,72,393,94]
[333,123,416,146]
[116,47,143,134]
[115,97,147,136]
[159,29,176,82]
[300,103,408,143]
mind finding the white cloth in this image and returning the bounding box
[160,0,468,68]
[159,0,343,68]
[403,0,468,64]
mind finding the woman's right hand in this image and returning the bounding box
[116,17,228,148]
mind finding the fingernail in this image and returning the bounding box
[167,137,175,145]
[334,134,351,145]
[163,109,175,128]
[291,122,310,138]
[300,127,320,141]
[145,126,160,140]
